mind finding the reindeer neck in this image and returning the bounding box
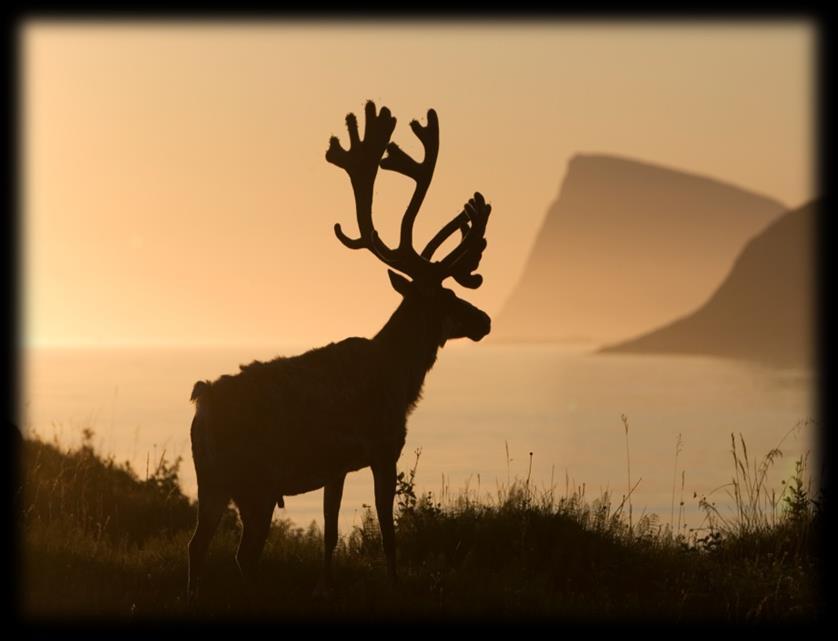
[373,297,442,408]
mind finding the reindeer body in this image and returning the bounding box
[187,101,491,600]
[191,338,404,501]
[190,298,442,504]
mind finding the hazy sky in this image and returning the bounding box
[22,20,815,347]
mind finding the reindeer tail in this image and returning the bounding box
[190,380,211,403]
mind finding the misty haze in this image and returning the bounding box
[19,21,820,623]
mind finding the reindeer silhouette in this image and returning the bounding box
[187,101,491,600]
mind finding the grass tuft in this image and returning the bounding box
[18,422,822,622]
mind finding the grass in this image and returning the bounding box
[17,423,823,623]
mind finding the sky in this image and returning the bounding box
[21,20,815,348]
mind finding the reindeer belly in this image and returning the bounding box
[265,429,372,496]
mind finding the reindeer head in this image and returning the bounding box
[327,101,492,345]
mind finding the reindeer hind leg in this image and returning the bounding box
[235,493,275,584]
[187,487,228,603]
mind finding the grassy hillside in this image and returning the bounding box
[18,428,822,623]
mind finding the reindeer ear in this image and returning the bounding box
[387,270,413,297]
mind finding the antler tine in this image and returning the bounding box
[327,101,399,261]
[380,108,440,260]
[434,192,491,289]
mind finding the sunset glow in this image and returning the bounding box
[22,21,814,347]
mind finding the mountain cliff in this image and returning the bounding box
[600,201,816,368]
[494,154,787,343]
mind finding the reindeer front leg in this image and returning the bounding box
[322,474,346,590]
[372,457,398,584]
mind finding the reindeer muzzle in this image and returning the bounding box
[468,312,491,341]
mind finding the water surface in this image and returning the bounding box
[22,344,817,534]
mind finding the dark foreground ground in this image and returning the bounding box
[17,431,824,624]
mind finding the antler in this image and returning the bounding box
[379,108,439,261]
[328,100,490,288]
[326,101,397,260]
[423,193,491,289]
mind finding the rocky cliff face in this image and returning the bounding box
[494,154,786,344]
[600,201,816,368]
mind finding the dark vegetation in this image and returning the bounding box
[19,426,822,623]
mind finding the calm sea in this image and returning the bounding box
[21,344,817,534]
